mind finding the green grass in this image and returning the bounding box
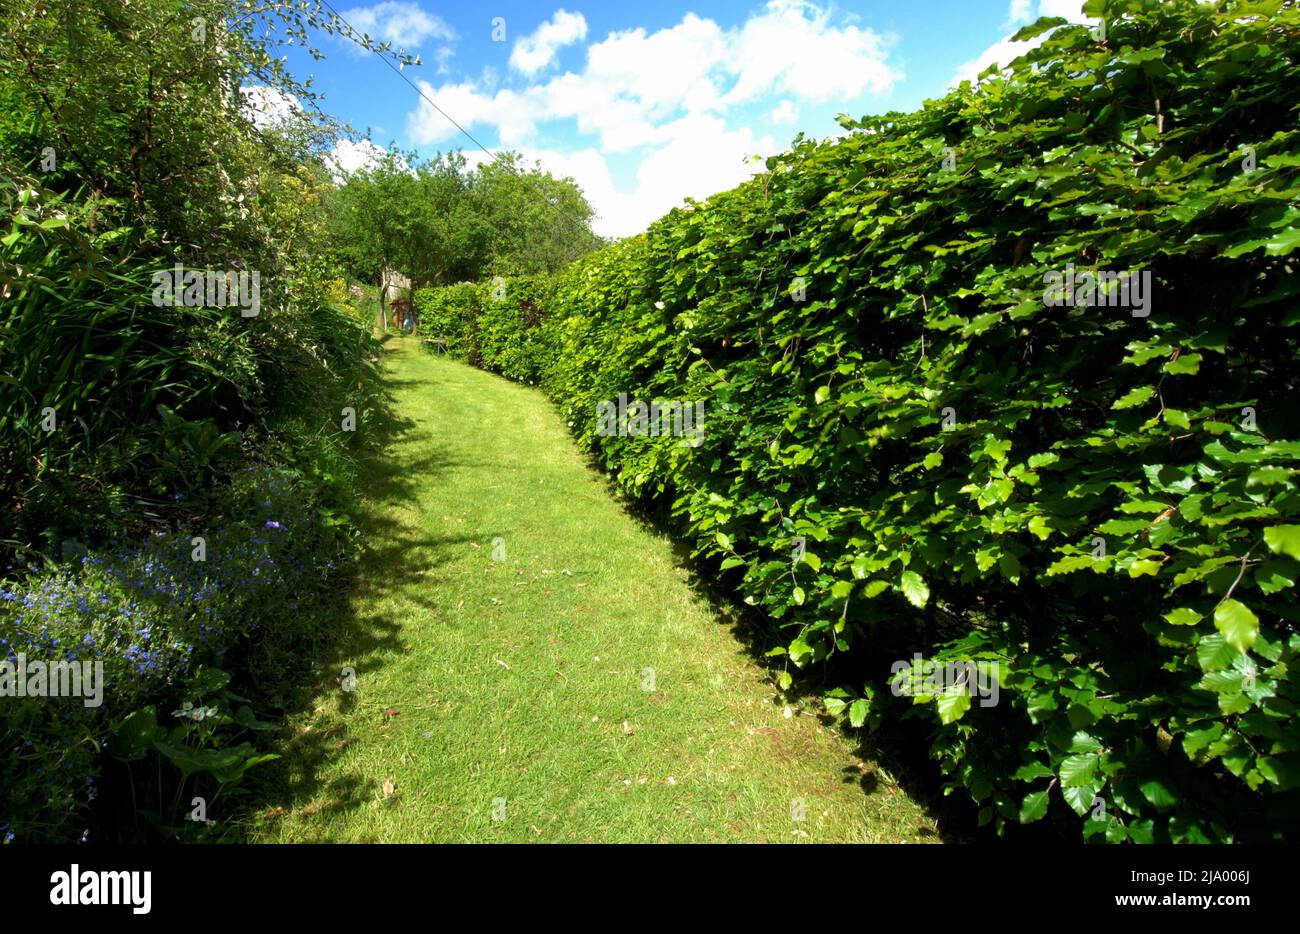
[247,336,938,842]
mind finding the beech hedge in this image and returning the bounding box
[416,276,555,383]
[420,0,1300,842]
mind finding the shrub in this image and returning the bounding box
[0,0,381,843]
[416,277,555,383]
[0,466,352,842]
[475,275,555,385]
[415,282,482,360]
[418,0,1300,842]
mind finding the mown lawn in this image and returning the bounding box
[247,336,938,842]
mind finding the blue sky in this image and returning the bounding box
[255,1,1090,236]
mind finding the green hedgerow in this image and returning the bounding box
[417,0,1300,842]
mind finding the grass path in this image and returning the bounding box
[248,336,937,842]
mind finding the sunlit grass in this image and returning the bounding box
[248,337,937,842]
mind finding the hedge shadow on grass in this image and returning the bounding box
[569,447,974,843]
[237,342,488,835]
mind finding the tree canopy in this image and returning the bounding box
[327,149,603,291]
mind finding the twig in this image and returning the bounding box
[1215,541,1260,609]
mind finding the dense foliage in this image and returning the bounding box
[414,282,482,361]
[1,0,383,841]
[331,151,602,315]
[416,275,555,383]
[419,0,1300,842]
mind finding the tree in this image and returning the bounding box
[325,149,603,298]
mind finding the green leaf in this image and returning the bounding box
[1112,385,1154,410]
[1246,467,1292,487]
[848,698,869,728]
[1127,820,1155,845]
[1014,761,1054,781]
[1028,516,1053,541]
[1163,353,1202,375]
[899,570,929,608]
[1010,16,1067,41]
[152,741,276,784]
[1019,789,1050,823]
[1264,225,1300,257]
[1123,341,1173,366]
[1214,599,1259,654]
[1098,518,1149,535]
[1182,722,1224,760]
[1256,755,1300,790]
[1062,784,1102,817]
[1263,525,1300,560]
[1026,690,1058,723]
[1047,554,1101,576]
[1139,778,1178,811]
[1060,753,1099,787]
[1069,731,1103,755]
[935,689,971,724]
[1119,499,1174,514]
[1255,559,1296,595]
[1163,607,1203,626]
[1197,633,1238,672]
[108,707,161,762]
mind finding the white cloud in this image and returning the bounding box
[627,115,773,227]
[721,0,897,105]
[953,1,1088,86]
[407,80,545,148]
[404,0,899,236]
[950,35,1044,86]
[339,2,455,49]
[240,86,302,130]
[510,10,588,76]
[1038,0,1086,17]
[1010,0,1087,21]
[524,117,775,238]
[325,138,389,182]
[770,100,799,124]
[582,14,729,118]
[408,1,900,152]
